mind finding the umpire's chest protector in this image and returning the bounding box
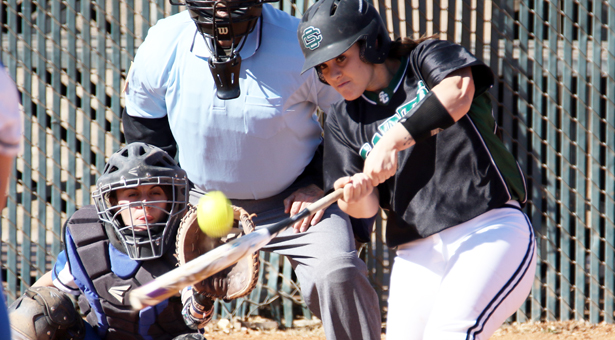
[65,206,190,340]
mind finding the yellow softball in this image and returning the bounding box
[196,191,234,238]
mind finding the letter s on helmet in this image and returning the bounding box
[298,0,391,75]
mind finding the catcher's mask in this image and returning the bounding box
[170,0,278,99]
[92,142,188,261]
[298,0,391,84]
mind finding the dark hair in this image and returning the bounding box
[388,34,440,59]
[315,34,440,84]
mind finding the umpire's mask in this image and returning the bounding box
[170,0,278,99]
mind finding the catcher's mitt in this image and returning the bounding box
[176,203,260,301]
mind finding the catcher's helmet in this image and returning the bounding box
[92,142,188,260]
[170,0,278,99]
[298,0,391,74]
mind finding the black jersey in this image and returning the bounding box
[323,39,527,248]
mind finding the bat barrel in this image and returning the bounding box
[128,188,343,310]
[129,229,272,309]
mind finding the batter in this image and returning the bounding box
[298,0,537,338]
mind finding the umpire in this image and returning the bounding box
[121,0,382,339]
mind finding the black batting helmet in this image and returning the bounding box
[298,0,391,74]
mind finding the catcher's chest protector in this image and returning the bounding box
[66,206,191,340]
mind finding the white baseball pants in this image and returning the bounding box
[386,202,536,340]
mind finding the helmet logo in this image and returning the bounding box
[128,167,140,176]
[379,91,390,104]
[218,27,229,35]
[302,26,323,50]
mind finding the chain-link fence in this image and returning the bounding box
[1,0,614,327]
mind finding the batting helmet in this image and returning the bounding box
[92,142,188,260]
[8,286,85,340]
[298,0,391,74]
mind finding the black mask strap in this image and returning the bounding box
[209,54,242,99]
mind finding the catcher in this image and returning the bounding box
[8,142,258,340]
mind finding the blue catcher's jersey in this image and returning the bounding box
[52,205,192,340]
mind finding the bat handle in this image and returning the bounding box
[294,188,343,224]
[307,188,343,214]
[265,188,344,236]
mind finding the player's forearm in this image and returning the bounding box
[181,287,214,330]
[380,123,416,152]
[396,67,475,145]
[0,155,14,210]
[338,190,380,219]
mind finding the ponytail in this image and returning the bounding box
[388,34,440,59]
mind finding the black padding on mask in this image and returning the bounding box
[209,55,242,100]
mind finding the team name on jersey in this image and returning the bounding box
[359,81,429,159]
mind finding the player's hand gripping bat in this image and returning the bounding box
[129,188,343,310]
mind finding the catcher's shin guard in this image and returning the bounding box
[8,286,86,340]
[176,203,260,301]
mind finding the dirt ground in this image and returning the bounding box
[202,317,615,340]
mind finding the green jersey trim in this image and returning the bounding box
[467,93,528,203]
[363,57,409,106]
[359,80,429,159]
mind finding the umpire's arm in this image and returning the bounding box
[122,108,178,158]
